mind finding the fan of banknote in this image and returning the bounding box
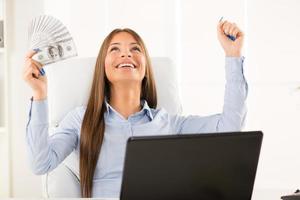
[28,15,77,65]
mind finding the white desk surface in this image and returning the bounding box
[1,189,294,199]
[252,188,295,199]
[61,189,294,200]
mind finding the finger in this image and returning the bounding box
[218,20,227,32]
[223,22,232,35]
[221,21,228,31]
[228,24,237,36]
[235,32,244,42]
[27,65,40,78]
[31,60,46,76]
[39,74,47,82]
[237,29,244,38]
[25,58,41,68]
[23,66,40,81]
[24,59,43,75]
[24,51,41,74]
[229,27,239,37]
[23,59,32,72]
[23,59,35,75]
[23,59,35,76]
[217,21,226,36]
[23,67,33,81]
[25,60,41,77]
[25,50,38,60]
[231,27,240,38]
[31,59,43,69]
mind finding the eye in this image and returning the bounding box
[132,46,141,52]
[110,47,119,52]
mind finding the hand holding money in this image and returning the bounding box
[23,50,48,100]
[24,15,77,100]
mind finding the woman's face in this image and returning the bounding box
[105,32,146,85]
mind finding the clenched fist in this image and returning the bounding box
[217,20,244,57]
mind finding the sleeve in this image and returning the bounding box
[171,57,248,134]
[26,98,80,175]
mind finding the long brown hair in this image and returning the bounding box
[80,28,157,197]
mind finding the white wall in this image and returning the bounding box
[44,0,180,66]
[5,0,45,197]
[3,0,300,197]
[246,0,300,190]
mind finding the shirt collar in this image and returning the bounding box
[104,98,153,121]
[140,100,154,120]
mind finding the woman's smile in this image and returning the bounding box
[115,59,137,69]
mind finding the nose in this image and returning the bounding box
[121,48,132,58]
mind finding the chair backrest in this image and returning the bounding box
[44,57,182,197]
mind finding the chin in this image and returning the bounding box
[115,78,142,85]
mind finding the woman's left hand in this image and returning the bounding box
[217,20,244,57]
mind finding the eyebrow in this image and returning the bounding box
[109,42,140,46]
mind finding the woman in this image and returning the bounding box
[23,20,247,198]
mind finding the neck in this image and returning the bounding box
[109,83,142,119]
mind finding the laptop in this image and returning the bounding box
[120,131,263,200]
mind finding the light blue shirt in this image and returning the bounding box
[26,57,248,197]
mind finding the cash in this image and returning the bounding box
[28,15,77,65]
[32,38,77,65]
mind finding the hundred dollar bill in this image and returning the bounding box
[32,38,77,65]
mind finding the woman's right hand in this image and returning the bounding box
[23,50,48,100]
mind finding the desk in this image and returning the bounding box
[90,189,293,200]
[252,188,294,200]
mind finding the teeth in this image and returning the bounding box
[118,63,135,68]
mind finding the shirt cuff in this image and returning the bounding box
[29,98,49,125]
[225,56,245,81]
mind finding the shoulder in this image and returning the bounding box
[60,105,86,128]
[74,105,86,116]
[150,107,168,117]
[150,107,184,123]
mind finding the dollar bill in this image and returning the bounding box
[32,38,77,65]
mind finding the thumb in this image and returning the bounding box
[25,50,38,59]
[217,21,227,40]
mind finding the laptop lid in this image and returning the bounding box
[120,131,263,200]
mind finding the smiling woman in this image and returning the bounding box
[23,22,247,198]
[80,29,157,197]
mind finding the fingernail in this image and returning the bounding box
[219,16,223,22]
[39,68,46,76]
[33,48,40,52]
